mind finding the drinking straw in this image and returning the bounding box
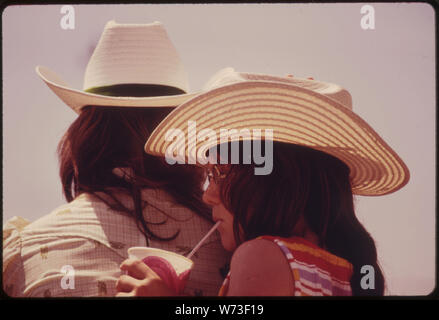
[186,221,221,259]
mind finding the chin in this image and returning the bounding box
[221,237,237,252]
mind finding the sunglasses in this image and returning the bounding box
[206,165,228,185]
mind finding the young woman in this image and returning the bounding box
[3,21,229,297]
[115,68,410,296]
[203,142,381,296]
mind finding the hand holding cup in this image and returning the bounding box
[116,257,180,296]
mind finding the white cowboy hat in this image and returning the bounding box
[145,67,410,196]
[36,20,198,113]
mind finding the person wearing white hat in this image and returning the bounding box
[3,21,230,297]
[115,68,410,296]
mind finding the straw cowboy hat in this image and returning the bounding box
[145,67,410,196]
[36,20,198,113]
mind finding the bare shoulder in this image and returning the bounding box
[232,238,282,263]
[228,238,294,296]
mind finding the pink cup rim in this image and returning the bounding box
[127,247,194,269]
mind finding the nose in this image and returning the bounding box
[202,181,221,207]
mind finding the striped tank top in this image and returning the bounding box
[218,235,353,296]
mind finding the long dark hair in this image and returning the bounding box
[215,141,385,296]
[58,106,211,242]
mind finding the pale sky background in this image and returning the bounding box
[2,3,436,296]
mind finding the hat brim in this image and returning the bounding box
[145,80,410,196]
[36,66,198,114]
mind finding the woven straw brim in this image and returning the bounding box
[145,81,410,196]
[36,66,197,114]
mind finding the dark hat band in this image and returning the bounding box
[85,84,186,97]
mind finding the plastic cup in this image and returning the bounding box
[128,247,194,295]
